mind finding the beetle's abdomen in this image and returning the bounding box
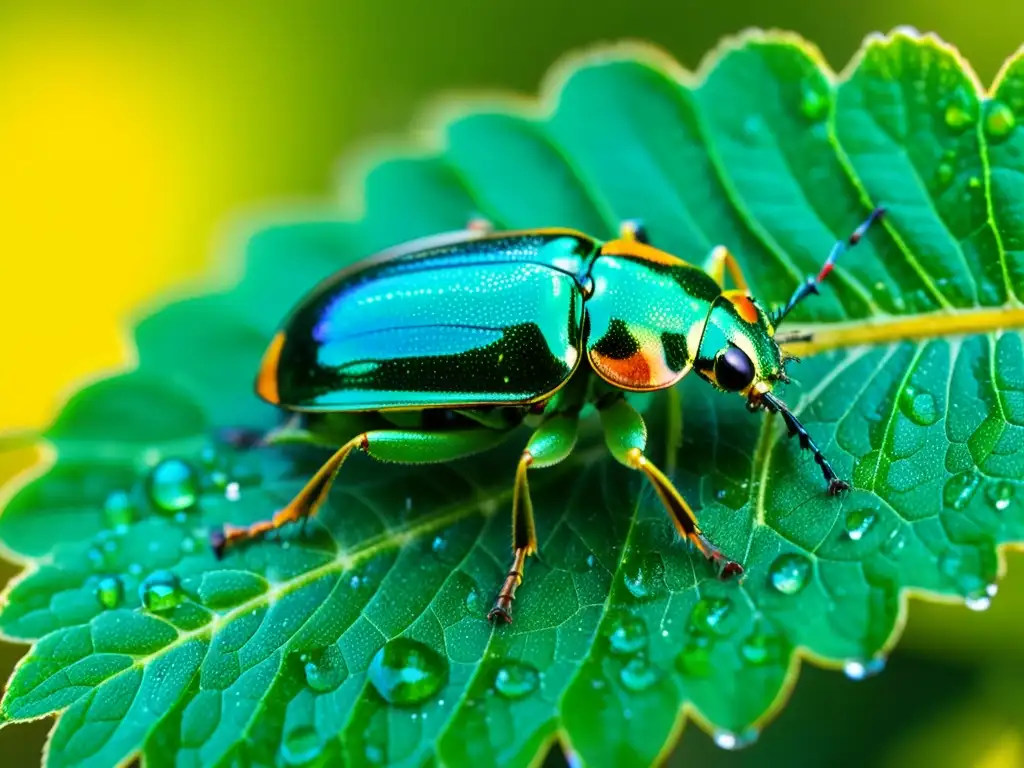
[261,233,594,411]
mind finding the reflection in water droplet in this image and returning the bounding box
[899,385,939,426]
[281,726,323,766]
[103,491,135,527]
[713,728,760,750]
[604,611,648,656]
[984,100,1016,140]
[985,481,1015,512]
[675,635,713,678]
[769,553,811,595]
[431,536,447,555]
[95,576,123,609]
[943,471,981,511]
[689,598,736,637]
[139,570,183,612]
[843,654,886,680]
[147,459,200,514]
[367,638,448,706]
[844,509,877,542]
[622,552,666,602]
[303,645,347,693]
[619,655,658,692]
[493,660,540,700]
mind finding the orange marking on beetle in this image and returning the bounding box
[256,331,285,404]
[599,239,691,268]
[724,291,759,324]
[589,343,678,390]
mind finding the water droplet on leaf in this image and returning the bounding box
[943,90,976,131]
[621,552,666,602]
[799,78,830,121]
[675,635,713,678]
[367,638,448,706]
[303,645,347,693]
[619,655,658,692]
[934,162,954,190]
[493,660,539,700]
[843,509,877,542]
[281,726,323,766]
[139,570,183,612]
[985,481,1015,512]
[740,630,783,666]
[95,576,123,609]
[769,553,811,595]
[689,598,736,637]
[147,459,200,514]
[103,490,135,527]
[603,610,648,656]
[944,471,981,511]
[899,385,939,426]
[713,728,760,750]
[843,654,886,680]
[984,100,1016,140]
[225,482,241,502]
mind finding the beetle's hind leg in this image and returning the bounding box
[211,426,512,558]
[489,412,579,624]
[598,395,743,578]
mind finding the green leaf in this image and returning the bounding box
[2,28,1024,767]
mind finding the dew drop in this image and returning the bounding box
[984,100,1016,140]
[943,90,977,131]
[585,553,597,570]
[225,482,241,502]
[103,490,135,527]
[843,654,886,680]
[619,655,658,692]
[966,583,998,612]
[985,481,1015,512]
[843,509,877,542]
[675,635,713,678]
[139,570,184,613]
[740,631,783,666]
[933,162,954,190]
[713,728,760,750]
[431,535,447,555]
[180,537,198,555]
[768,553,811,595]
[898,385,939,426]
[713,482,747,511]
[209,470,229,490]
[799,78,830,121]
[128,562,144,577]
[943,471,981,511]
[464,586,481,614]
[367,638,448,706]
[603,610,648,656]
[303,645,348,693]
[147,459,200,514]
[280,726,323,766]
[621,552,666,602]
[95,576,124,609]
[493,660,540,700]
[689,598,736,637]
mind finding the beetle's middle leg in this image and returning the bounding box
[211,425,512,557]
[703,245,750,293]
[598,394,743,578]
[488,411,579,624]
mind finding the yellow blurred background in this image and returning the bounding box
[2,1,1024,765]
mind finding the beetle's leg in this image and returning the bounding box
[619,219,650,245]
[703,245,750,294]
[489,411,579,624]
[211,427,512,557]
[598,395,743,578]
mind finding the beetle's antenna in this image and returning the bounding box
[773,207,886,327]
[761,391,848,494]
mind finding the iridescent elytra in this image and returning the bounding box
[212,209,885,623]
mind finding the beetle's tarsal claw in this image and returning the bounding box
[828,478,851,495]
[719,560,744,579]
[487,602,514,624]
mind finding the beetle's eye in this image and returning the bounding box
[714,347,755,391]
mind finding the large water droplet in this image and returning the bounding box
[367,638,448,706]
[493,660,540,700]
[139,570,183,612]
[943,90,977,131]
[147,459,200,514]
[675,635,713,678]
[103,490,135,527]
[303,645,347,693]
[965,582,998,612]
[713,728,760,750]
[985,481,1015,512]
[604,610,648,656]
[899,385,939,426]
[984,100,1016,140]
[843,509,877,542]
[689,598,736,637]
[619,654,658,692]
[799,78,830,121]
[95,576,123,609]
[843,654,886,680]
[621,552,666,602]
[280,726,323,766]
[740,630,784,666]
[944,471,981,511]
[769,553,811,595]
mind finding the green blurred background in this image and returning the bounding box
[1,1,1023,765]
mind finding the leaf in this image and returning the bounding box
[2,28,1024,768]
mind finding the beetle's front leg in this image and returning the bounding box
[761,392,848,494]
[489,411,579,624]
[598,395,743,578]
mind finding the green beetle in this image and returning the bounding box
[213,208,885,623]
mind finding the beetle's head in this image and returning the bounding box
[693,291,788,408]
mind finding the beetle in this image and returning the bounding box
[212,208,886,623]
